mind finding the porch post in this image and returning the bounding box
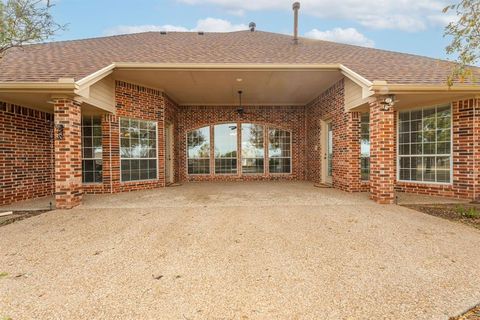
[369,99,396,204]
[101,114,119,193]
[53,97,83,209]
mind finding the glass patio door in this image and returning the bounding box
[324,121,333,184]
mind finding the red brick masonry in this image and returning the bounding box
[53,98,83,209]
[0,102,54,205]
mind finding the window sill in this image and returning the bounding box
[120,179,159,184]
[396,180,452,186]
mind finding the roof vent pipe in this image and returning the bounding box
[249,22,256,32]
[292,2,300,44]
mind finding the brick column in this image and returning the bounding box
[101,114,118,193]
[474,98,480,202]
[369,99,396,204]
[334,111,362,192]
[53,98,83,209]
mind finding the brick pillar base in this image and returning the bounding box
[369,99,395,204]
[54,98,83,209]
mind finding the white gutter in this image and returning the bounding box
[113,62,342,71]
[0,79,77,93]
[371,80,480,94]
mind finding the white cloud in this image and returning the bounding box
[177,0,453,32]
[195,17,247,32]
[305,27,375,47]
[427,14,458,25]
[105,18,247,36]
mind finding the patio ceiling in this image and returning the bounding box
[112,67,344,106]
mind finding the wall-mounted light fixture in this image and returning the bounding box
[55,124,64,140]
[380,94,396,111]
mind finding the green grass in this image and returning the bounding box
[0,272,8,278]
[455,205,480,219]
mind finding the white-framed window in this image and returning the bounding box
[241,123,264,174]
[120,118,158,182]
[214,123,238,174]
[187,126,210,174]
[360,113,370,181]
[268,128,292,174]
[398,105,452,183]
[82,115,102,183]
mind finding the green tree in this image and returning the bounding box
[0,0,65,58]
[443,0,480,85]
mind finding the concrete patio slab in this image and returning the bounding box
[1,182,479,319]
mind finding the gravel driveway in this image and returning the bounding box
[1,182,480,319]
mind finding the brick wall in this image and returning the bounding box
[177,105,306,182]
[305,80,362,191]
[0,102,54,205]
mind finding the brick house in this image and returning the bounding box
[0,29,479,208]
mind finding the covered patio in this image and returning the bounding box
[1,63,479,209]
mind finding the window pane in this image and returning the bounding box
[437,170,450,183]
[82,116,103,183]
[411,132,422,143]
[120,118,157,181]
[400,169,410,180]
[214,124,237,174]
[360,113,370,180]
[436,129,450,142]
[269,157,291,174]
[188,159,210,174]
[83,137,92,148]
[242,124,264,174]
[187,126,210,174]
[269,129,291,174]
[400,157,410,169]
[436,156,450,170]
[398,106,451,183]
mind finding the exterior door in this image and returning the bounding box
[322,120,333,185]
[165,123,174,184]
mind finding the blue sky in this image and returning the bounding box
[50,0,457,60]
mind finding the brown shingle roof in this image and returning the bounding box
[0,30,478,85]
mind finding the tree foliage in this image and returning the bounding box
[444,0,480,85]
[0,0,65,58]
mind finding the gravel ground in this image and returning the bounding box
[1,182,480,319]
